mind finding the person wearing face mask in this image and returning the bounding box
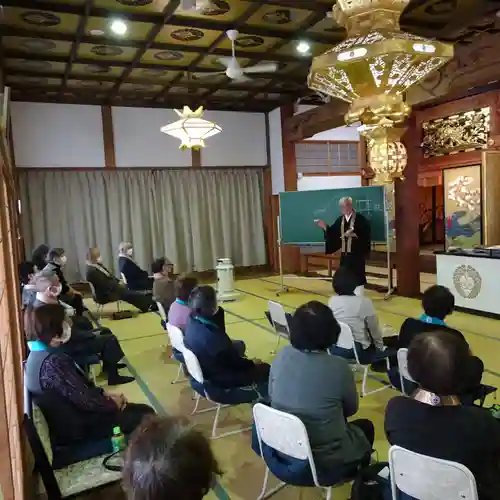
[44,247,86,316]
[24,304,155,468]
[184,285,270,398]
[118,241,153,292]
[31,243,49,273]
[86,247,152,313]
[28,270,135,385]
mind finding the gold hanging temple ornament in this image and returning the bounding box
[160,106,222,151]
[307,0,454,183]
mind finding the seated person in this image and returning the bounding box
[86,247,152,313]
[44,247,86,316]
[118,241,153,292]
[168,274,199,331]
[152,257,175,314]
[25,304,154,468]
[328,266,392,364]
[184,285,269,395]
[31,243,49,273]
[123,415,220,500]
[385,330,500,500]
[270,301,373,482]
[28,271,134,386]
[396,285,484,399]
[19,260,38,307]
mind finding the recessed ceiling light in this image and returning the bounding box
[297,41,310,54]
[89,29,105,36]
[110,19,127,36]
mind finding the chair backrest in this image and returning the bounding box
[268,301,290,332]
[156,301,167,322]
[23,365,33,419]
[182,348,204,384]
[397,348,416,395]
[87,280,98,299]
[166,323,185,353]
[336,321,356,351]
[253,403,320,487]
[23,414,62,499]
[121,273,128,285]
[389,445,478,500]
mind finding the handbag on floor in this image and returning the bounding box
[350,462,390,500]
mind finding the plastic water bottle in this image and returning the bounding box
[111,426,126,452]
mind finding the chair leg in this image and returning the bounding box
[210,404,252,440]
[360,365,392,397]
[171,364,187,385]
[325,487,332,500]
[90,364,98,384]
[191,394,219,415]
[271,334,281,355]
[257,466,287,500]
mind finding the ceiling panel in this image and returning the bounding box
[141,48,198,65]
[77,43,138,61]
[4,36,73,56]
[155,25,222,46]
[245,6,312,31]
[3,7,80,34]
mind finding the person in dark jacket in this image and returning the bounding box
[86,247,152,313]
[44,247,86,316]
[31,243,49,272]
[118,242,153,292]
[27,270,135,386]
[385,330,500,500]
[184,285,269,395]
[25,304,154,468]
[152,257,175,315]
[397,285,484,395]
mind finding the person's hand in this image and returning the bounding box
[315,219,327,230]
[252,358,265,365]
[107,392,127,410]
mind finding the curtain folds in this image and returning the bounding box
[19,168,267,281]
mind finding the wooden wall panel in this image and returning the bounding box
[101,105,116,169]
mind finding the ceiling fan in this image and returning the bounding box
[191,30,278,82]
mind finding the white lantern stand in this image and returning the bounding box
[216,258,239,302]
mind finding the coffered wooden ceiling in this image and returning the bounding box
[2,0,500,112]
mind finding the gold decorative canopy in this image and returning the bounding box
[308,0,454,183]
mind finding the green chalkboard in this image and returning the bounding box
[279,186,387,245]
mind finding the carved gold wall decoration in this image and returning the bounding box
[422,107,490,158]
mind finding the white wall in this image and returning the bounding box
[305,123,361,141]
[297,174,361,191]
[201,111,267,167]
[268,107,284,195]
[11,102,105,168]
[112,106,191,168]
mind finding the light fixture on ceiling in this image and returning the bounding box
[161,106,222,150]
[296,41,310,54]
[89,29,105,36]
[110,19,128,36]
[308,0,454,183]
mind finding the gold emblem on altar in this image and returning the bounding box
[453,265,481,299]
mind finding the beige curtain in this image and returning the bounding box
[19,168,267,281]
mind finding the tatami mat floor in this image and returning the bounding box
[89,275,500,500]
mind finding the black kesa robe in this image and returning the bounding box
[324,211,371,285]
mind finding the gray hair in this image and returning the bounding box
[118,241,133,254]
[339,197,353,206]
[31,269,58,292]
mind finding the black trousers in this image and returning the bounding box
[60,292,86,316]
[340,252,366,286]
[117,403,156,436]
[64,328,125,369]
[350,419,375,448]
[116,287,152,313]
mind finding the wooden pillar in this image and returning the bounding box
[191,148,201,168]
[395,116,421,297]
[280,103,301,273]
[101,105,116,168]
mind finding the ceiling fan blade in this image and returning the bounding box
[217,57,233,68]
[242,62,278,74]
[180,0,196,10]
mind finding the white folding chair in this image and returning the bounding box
[397,348,417,396]
[183,348,253,439]
[253,403,337,500]
[156,301,167,323]
[334,321,391,397]
[87,281,121,315]
[166,323,187,384]
[267,301,291,353]
[389,445,478,500]
[120,273,127,285]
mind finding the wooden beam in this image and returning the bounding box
[1,0,341,44]
[59,0,93,96]
[191,148,201,168]
[109,0,181,99]
[101,105,116,168]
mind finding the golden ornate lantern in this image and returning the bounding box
[308,0,454,183]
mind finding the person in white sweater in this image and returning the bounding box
[328,266,395,364]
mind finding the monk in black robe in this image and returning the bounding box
[316,197,371,287]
